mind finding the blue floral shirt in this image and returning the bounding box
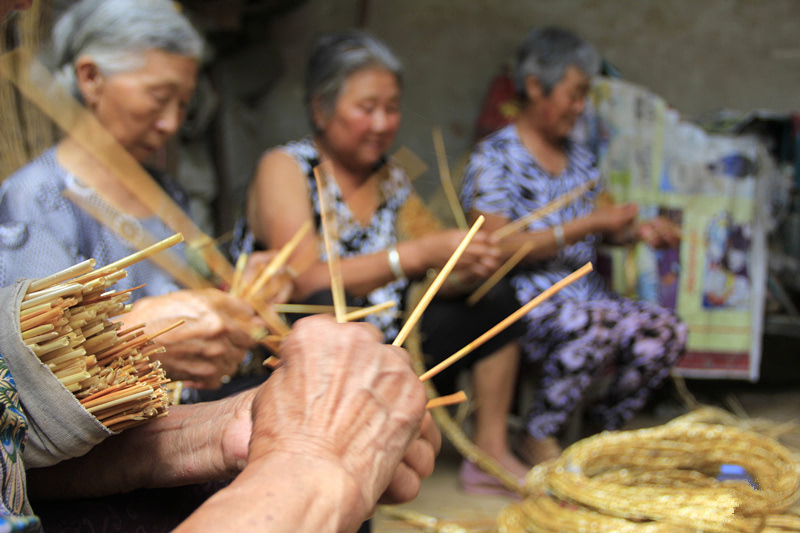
[461,124,607,313]
[0,148,189,299]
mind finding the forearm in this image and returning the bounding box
[174,453,365,533]
[482,212,599,263]
[27,392,252,500]
[294,247,421,300]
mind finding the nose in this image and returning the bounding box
[155,100,183,137]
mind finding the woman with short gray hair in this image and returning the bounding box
[47,0,203,102]
[462,26,686,465]
[0,0,269,392]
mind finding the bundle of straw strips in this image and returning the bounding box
[19,258,173,433]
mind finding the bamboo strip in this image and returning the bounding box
[343,300,397,322]
[432,126,468,230]
[426,390,468,410]
[313,165,347,323]
[244,220,311,301]
[21,284,82,310]
[393,216,485,347]
[27,259,97,293]
[492,179,597,240]
[420,262,593,382]
[73,234,184,285]
[230,252,248,297]
[466,241,535,305]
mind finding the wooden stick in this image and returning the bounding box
[432,126,468,230]
[20,323,55,340]
[21,283,82,309]
[72,234,185,284]
[272,303,360,315]
[420,262,593,382]
[28,259,97,293]
[492,179,597,240]
[263,355,281,369]
[343,300,397,322]
[230,252,248,297]
[313,165,347,323]
[393,216,485,347]
[426,390,467,410]
[466,241,535,306]
[243,220,311,301]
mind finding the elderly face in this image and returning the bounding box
[77,49,197,163]
[528,65,591,141]
[316,67,401,171]
[0,0,32,22]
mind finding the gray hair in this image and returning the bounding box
[515,27,600,99]
[46,0,203,102]
[305,30,402,132]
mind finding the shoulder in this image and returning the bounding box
[568,141,598,171]
[0,149,70,214]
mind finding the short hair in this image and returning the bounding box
[46,0,204,102]
[514,27,600,99]
[305,29,402,132]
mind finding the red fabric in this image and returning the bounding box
[473,70,520,143]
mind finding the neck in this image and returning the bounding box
[313,135,375,185]
[56,137,153,218]
[515,109,569,175]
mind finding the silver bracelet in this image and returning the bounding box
[553,224,566,251]
[387,245,406,279]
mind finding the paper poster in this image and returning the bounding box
[590,78,771,380]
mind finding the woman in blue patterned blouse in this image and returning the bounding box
[0,0,269,392]
[461,27,687,465]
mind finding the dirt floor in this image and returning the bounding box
[372,376,800,532]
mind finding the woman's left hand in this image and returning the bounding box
[636,217,681,249]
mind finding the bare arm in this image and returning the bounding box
[26,389,254,499]
[248,151,501,299]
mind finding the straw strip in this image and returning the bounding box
[466,241,535,305]
[393,216,485,347]
[420,262,593,382]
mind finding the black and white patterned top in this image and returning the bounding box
[231,137,413,341]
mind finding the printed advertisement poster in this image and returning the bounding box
[590,78,769,380]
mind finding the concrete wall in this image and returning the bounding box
[241,0,799,202]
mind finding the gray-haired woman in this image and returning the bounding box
[232,29,531,494]
[462,27,687,464]
[0,0,270,391]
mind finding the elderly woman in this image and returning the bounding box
[461,27,687,464]
[232,30,529,491]
[0,0,268,392]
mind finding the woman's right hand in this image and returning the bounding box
[411,229,501,283]
[123,288,267,389]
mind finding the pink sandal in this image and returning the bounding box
[458,460,524,499]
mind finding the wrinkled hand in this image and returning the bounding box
[378,411,440,505]
[124,288,266,389]
[636,216,682,249]
[248,315,435,524]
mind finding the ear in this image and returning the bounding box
[310,95,328,131]
[74,55,104,108]
[524,75,544,102]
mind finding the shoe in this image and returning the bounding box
[458,460,524,500]
[512,433,561,467]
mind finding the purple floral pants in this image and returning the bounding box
[521,296,687,439]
